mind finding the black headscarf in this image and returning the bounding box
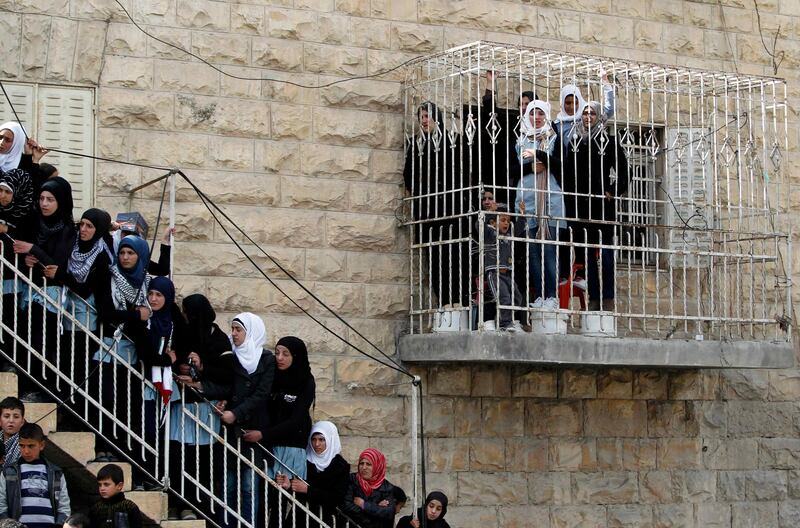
[37,177,73,245]
[0,168,34,220]
[273,336,312,394]
[148,276,175,352]
[182,293,217,353]
[78,208,112,252]
[419,491,449,528]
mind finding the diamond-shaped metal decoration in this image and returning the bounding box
[718,136,736,167]
[619,128,636,157]
[430,121,442,152]
[645,129,660,158]
[513,115,523,139]
[416,134,426,155]
[464,114,477,146]
[447,115,458,147]
[485,111,501,145]
[593,128,610,155]
[569,131,582,153]
[670,132,689,163]
[695,134,711,163]
[770,142,782,171]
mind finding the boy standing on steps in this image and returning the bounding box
[0,398,25,469]
[89,464,142,528]
[0,422,70,528]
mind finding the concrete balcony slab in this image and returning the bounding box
[399,332,795,369]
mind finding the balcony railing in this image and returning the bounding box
[401,42,792,345]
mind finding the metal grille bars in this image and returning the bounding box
[402,41,791,343]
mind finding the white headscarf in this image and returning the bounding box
[575,101,607,140]
[306,420,342,472]
[0,122,25,172]
[231,312,266,375]
[520,100,552,139]
[556,85,587,123]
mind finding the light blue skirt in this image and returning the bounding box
[63,292,98,332]
[267,446,307,481]
[169,401,220,445]
[95,336,137,365]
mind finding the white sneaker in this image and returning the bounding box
[483,320,497,331]
[573,277,587,290]
[530,297,544,309]
[542,297,559,311]
[506,320,524,333]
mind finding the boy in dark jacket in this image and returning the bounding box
[0,423,70,528]
[89,464,142,528]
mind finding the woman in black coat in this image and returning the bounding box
[277,420,348,528]
[396,491,451,528]
[342,448,396,528]
[561,101,629,311]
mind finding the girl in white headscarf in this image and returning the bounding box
[0,122,25,172]
[199,311,275,528]
[277,420,350,527]
[553,72,616,153]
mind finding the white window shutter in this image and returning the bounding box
[0,83,35,139]
[664,128,714,268]
[37,86,95,212]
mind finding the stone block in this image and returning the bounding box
[694,503,732,528]
[0,373,16,396]
[779,501,800,528]
[335,0,369,16]
[371,0,417,21]
[145,27,192,60]
[211,205,325,248]
[669,370,720,400]
[304,249,346,281]
[128,130,208,168]
[336,356,406,395]
[684,470,716,502]
[428,366,471,396]
[607,504,654,527]
[231,4,266,35]
[0,12,20,78]
[704,30,735,59]
[207,137,255,170]
[126,491,168,522]
[219,66,263,98]
[48,432,95,465]
[663,24,706,56]
[550,439,597,471]
[346,253,407,284]
[364,284,407,318]
[538,8,581,42]
[280,176,347,210]
[326,212,397,251]
[45,17,77,81]
[426,437,469,472]
[703,438,758,470]
[105,22,147,56]
[649,0,684,22]
[255,140,300,174]
[419,0,535,33]
[573,471,639,504]
[21,15,50,79]
[635,21,664,50]
[686,400,726,436]
[160,522,205,528]
[314,396,404,435]
[717,471,746,501]
[498,506,551,528]
[26,403,57,435]
[559,369,596,399]
[100,56,153,89]
[596,438,623,470]
[727,401,798,437]
[314,13,351,45]
[369,149,405,183]
[760,438,800,469]
[581,13,634,46]
[640,470,682,503]
[191,31,250,65]
[597,369,633,398]
[154,61,219,95]
[366,48,424,81]
[266,314,349,355]
[551,506,607,528]
[390,22,442,52]
[506,438,548,472]
[176,0,229,31]
[175,95,270,138]
[769,370,800,401]
[321,78,401,112]
[252,37,304,72]
[14,0,67,13]
[481,398,523,437]
[647,401,689,437]
[634,370,669,400]
[528,471,571,504]
[443,506,499,528]
[745,470,788,500]
[471,367,511,397]
[305,44,367,76]
[622,439,657,471]
[454,398,481,437]
[351,17,392,49]
[457,471,528,506]
[732,501,778,528]
[314,108,386,147]
[268,8,318,40]
[653,504,692,528]
[586,400,647,437]
[657,438,703,469]
[98,88,173,129]
[470,437,505,470]
[527,400,583,437]
[301,144,371,180]
[512,368,557,398]
[270,104,311,141]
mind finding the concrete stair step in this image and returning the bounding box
[126,491,168,522]
[85,461,133,491]
[0,372,17,396]
[160,520,206,528]
[47,431,95,465]
[26,402,58,434]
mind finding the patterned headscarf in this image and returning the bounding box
[356,448,386,498]
[0,168,33,220]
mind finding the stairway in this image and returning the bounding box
[0,371,202,527]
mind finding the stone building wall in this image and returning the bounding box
[1,0,800,526]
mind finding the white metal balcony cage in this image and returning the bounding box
[401,41,792,343]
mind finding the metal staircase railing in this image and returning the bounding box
[0,245,358,528]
